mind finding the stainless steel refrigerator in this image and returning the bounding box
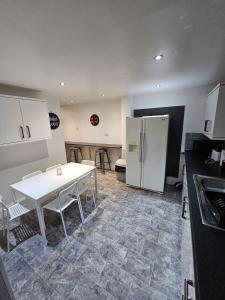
[126,115,169,193]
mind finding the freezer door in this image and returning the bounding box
[126,117,142,187]
[141,116,169,192]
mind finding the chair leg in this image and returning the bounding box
[60,211,69,240]
[2,207,5,236]
[77,196,84,223]
[7,219,10,253]
[91,188,96,208]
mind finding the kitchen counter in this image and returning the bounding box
[185,151,225,300]
[65,141,122,148]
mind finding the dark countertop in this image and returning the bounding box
[185,151,225,300]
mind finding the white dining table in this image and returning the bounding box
[10,162,98,245]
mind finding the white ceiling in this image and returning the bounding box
[0,0,225,105]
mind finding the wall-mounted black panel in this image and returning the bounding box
[134,106,185,178]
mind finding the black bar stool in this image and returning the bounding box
[70,147,83,163]
[95,148,111,173]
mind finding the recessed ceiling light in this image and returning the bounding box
[155,84,161,88]
[102,94,105,97]
[154,54,163,61]
[60,82,65,86]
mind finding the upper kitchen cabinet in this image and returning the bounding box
[0,95,51,146]
[203,83,225,139]
[20,99,51,141]
[0,96,25,145]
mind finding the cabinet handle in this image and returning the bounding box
[19,126,25,139]
[182,196,188,219]
[26,126,31,138]
[183,278,193,300]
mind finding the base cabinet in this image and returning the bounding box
[181,166,195,299]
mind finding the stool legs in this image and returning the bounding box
[71,147,83,163]
[95,149,111,173]
[74,149,78,163]
[105,151,111,171]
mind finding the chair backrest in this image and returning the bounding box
[22,170,42,181]
[58,181,77,210]
[81,160,95,166]
[46,164,62,172]
[0,195,8,212]
[75,172,92,196]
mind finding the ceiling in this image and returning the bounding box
[0,0,225,105]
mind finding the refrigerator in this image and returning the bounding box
[126,115,169,193]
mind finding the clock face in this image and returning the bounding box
[49,112,60,130]
[90,114,99,126]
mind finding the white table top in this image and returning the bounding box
[10,162,96,201]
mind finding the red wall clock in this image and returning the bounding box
[90,114,99,126]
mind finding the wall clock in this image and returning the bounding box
[49,112,60,130]
[90,114,99,126]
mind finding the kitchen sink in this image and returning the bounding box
[193,174,225,231]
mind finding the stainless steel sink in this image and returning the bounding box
[193,174,225,231]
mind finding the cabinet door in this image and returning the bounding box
[126,117,142,187]
[20,99,51,141]
[0,96,25,145]
[141,116,169,192]
[204,88,219,137]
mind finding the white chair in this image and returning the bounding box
[46,164,62,172]
[22,170,42,181]
[43,181,84,240]
[43,172,96,240]
[75,172,96,212]
[81,160,95,166]
[0,195,30,252]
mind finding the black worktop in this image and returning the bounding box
[185,151,225,300]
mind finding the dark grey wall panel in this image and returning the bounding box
[134,106,185,178]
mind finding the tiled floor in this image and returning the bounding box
[0,171,182,300]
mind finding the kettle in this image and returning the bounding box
[220,150,225,166]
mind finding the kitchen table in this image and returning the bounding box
[10,162,98,245]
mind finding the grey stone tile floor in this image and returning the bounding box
[0,171,182,300]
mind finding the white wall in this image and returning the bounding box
[62,99,122,145]
[0,88,67,204]
[131,87,208,151]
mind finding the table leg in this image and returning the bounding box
[35,202,47,245]
[94,168,98,199]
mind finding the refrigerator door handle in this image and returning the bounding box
[139,132,143,162]
[142,132,146,162]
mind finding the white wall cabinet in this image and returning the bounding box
[203,83,225,139]
[0,96,25,145]
[20,99,51,141]
[0,95,51,146]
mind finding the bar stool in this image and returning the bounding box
[70,147,83,163]
[95,148,111,173]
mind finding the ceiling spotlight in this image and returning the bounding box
[154,54,163,61]
[60,82,65,86]
[102,94,105,97]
